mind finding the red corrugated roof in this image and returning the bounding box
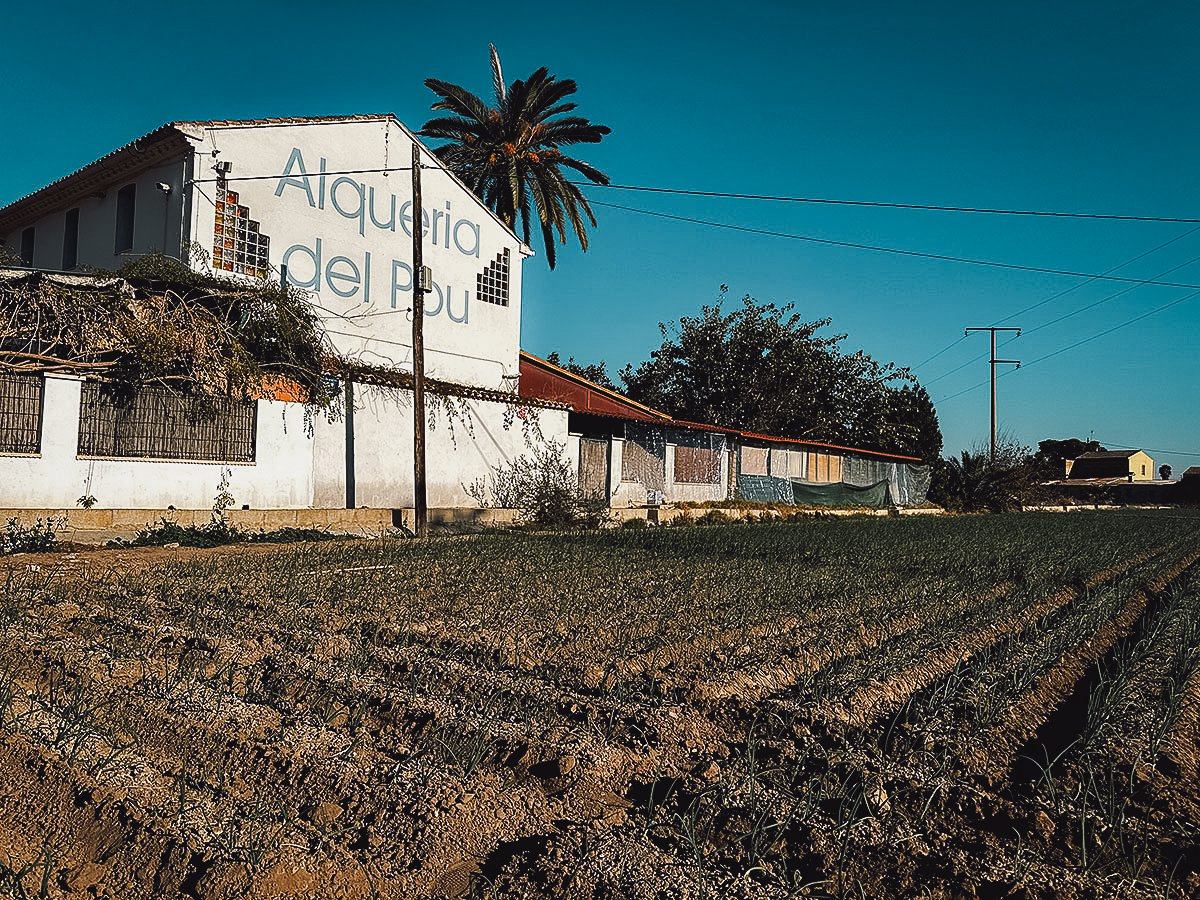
[518,351,924,463]
[519,352,671,422]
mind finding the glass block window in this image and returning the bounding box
[0,373,43,454]
[212,174,271,278]
[477,248,510,306]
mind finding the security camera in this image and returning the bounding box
[156,182,172,194]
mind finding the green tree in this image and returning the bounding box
[545,351,616,390]
[420,45,611,269]
[929,435,1035,511]
[1032,437,1104,479]
[619,291,942,459]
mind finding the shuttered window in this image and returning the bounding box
[674,445,721,484]
[807,452,843,483]
[740,446,768,476]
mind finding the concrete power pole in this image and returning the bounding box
[965,326,1021,462]
[411,142,429,537]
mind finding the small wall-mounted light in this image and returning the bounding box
[156,182,172,195]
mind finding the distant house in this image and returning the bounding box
[1066,449,1155,482]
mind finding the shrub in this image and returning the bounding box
[467,440,610,528]
[1,516,65,554]
[112,517,345,549]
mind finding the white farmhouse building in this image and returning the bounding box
[0,116,569,512]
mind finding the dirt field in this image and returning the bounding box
[2,511,1199,899]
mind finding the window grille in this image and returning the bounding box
[621,423,666,492]
[579,438,608,498]
[787,449,807,478]
[769,447,789,477]
[0,373,43,454]
[674,445,721,484]
[78,383,256,462]
[477,248,510,306]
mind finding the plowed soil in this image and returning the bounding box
[2,511,1199,899]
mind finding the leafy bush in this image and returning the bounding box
[113,517,346,549]
[467,440,610,528]
[1,516,65,554]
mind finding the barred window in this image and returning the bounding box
[674,445,721,484]
[78,383,256,462]
[0,373,43,454]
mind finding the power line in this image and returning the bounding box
[186,165,1195,222]
[189,166,424,184]
[910,334,967,371]
[935,287,1200,404]
[588,199,1200,290]
[574,181,1200,224]
[1017,251,1200,339]
[993,226,1200,326]
[921,237,1200,387]
[1092,442,1200,459]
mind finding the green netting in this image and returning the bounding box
[792,479,890,508]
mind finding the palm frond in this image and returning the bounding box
[420,46,610,267]
[489,44,506,103]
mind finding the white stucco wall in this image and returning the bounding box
[2,160,187,271]
[188,119,528,390]
[311,383,570,509]
[0,376,314,509]
[3,118,528,392]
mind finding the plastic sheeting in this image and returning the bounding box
[625,424,930,508]
[889,463,931,507]
[737,447,931,508]
[622,422,666,493]
[671,427,727,484]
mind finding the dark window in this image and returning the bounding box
[115,183,136,253]
[20,227,34,265]
[78,383,256,462]
[62,208,80,269]
[0,373,44,454]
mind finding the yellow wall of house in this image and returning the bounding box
[1130,451,1155,481]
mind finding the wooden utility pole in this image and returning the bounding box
[965,326,1021,461]
[411,142,429,537]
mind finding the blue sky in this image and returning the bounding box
[3,1,1198,471]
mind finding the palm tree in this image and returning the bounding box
[420,46,611,268]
